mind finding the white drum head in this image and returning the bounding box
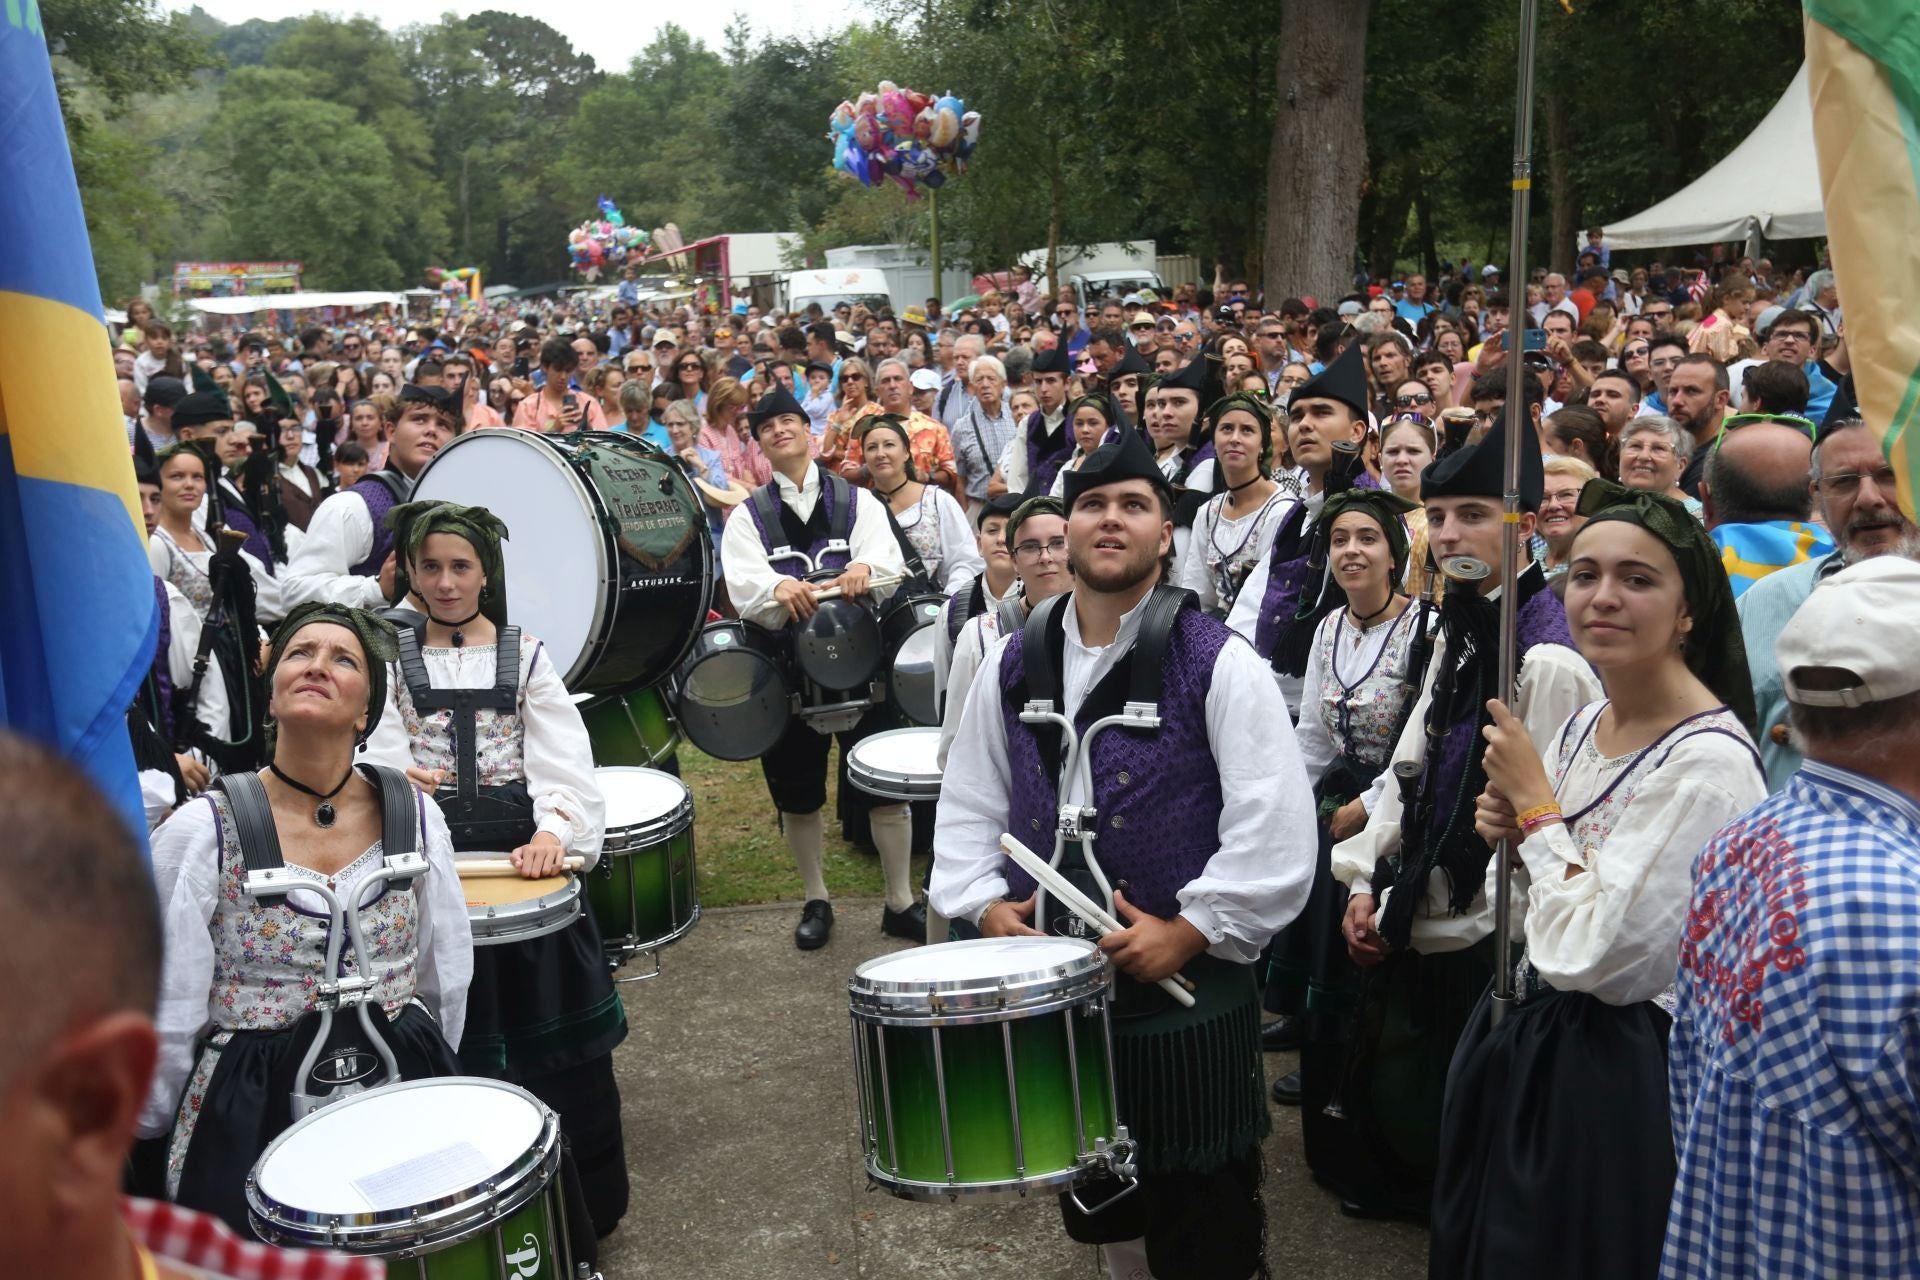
[596,766,690,828]
[412,432,604,685]
[848,727,942,782]
[256,1079,544,1213]
[858,935,1096,984]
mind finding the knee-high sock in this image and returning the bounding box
[925,906,951,946]
[1104,1238,1152,1280]
[784,809,829,903]
[869,803,916,912]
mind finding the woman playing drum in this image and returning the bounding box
[139,604,472,1238]
[362,499,628,1241]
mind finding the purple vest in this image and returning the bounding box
[743,466,854,573]
[946,577,985,643]
[1024,409,1072,496]
[1248,472,1382,657]
[152,577,175,739]
[998,604,1231,920]
[349,474,405,577]
[217,486,275,574]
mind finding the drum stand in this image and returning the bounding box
[244,850,429,1121]
[1012,697,1158,1208]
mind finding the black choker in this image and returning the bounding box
[1227,472,1267,494]
[1348,594,1398,629]
[429,606,483,648]
[875,478,914,501]
[269,763,356,828]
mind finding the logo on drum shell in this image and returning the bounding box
[311,1047,379,1087]
[506,1233,542,1276]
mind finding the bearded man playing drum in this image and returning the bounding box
[931,429,1318,1280]
[721,383,921,950]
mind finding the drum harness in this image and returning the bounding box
[216,765,430,1121]
[394,623,541,854]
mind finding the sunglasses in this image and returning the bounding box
[1395,391,1434,406]
[841,373,866,382]
[1131,322,1155,331]
[1713,412,1819,452]
[1622,346,1649,358]
[1642,309,1673,320]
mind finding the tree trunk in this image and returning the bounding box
[459,149,472,263]
[1416,185,1439,280]
[1046,132,1063,301]
[1263,0,1372,304]
[1545,92,1579,278]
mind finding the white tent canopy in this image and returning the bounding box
[1603,63,1824,250]
[188,291,403,315]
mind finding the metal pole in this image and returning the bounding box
[1491,0,1542,1028]
[929,187,943,310]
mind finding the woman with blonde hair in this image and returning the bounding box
[699,376,768,486]
[819,356,880,476]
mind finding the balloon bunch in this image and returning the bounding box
[568,197,652,280]
[828,82,982,199]
[425,266,479,289]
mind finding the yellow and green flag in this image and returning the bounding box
[1,7,161,837]
[1805,1,1920,519]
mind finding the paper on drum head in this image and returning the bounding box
[849,728,942,780]
[596,767,689,827]
[256,1081,544,1213]
[858,936,1096,984]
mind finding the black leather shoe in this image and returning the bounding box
[795,899,834,950]
[1261,1016,1304,1053]
[880,901,929,943]
[1339,1198,1425,1224]
[1270,1069,1303,1107]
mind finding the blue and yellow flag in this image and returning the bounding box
[1805,1,1920,520]
[0,11,160,837]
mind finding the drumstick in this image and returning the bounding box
[999,834,1197,1008]
[809,571,907,601]
[457,856,587,876]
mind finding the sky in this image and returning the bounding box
[166,0,856,71]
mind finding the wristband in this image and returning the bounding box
[1516,802,1563,836]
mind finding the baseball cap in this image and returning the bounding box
[1778,557,1920,707]
[1391,280,1406,290]
[1611,268,1631,283]
[1122,291,1145,306]
[1336,300,1363,317]
[1481,264,1501,278]
[910,368,940,392]
[143,375,188,408]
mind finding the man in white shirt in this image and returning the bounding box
[719,384,914,951]
[1527,273,1580,328]
[932,427,1314,1280]
[991,343,1073,496]
[284,385,456,611]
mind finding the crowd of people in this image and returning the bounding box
[89,239,1920,1279]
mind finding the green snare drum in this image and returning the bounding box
[577,685,680,768]
[588,765,698,976]
[246,1077,577,1279]
[848,936,1136,1203]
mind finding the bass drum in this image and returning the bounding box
[879,590,947,726]
[674,621,794,761]
[412,429,711,696]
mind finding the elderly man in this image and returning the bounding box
[1528,272,1579,327]
[1666,556,1920,1280]
[873,357,961,501]
[936,332,986,428]
[949,354,1018,510]
[1702,417,1834,598]
[1739,417,1917,789]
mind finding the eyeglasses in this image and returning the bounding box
[1012,536,1069,561]
[1712,412,1819,453]
[841,373,865,383]
[1394,391,1434,407]
[1619,437,1675,457]
[1767,329,1815,346]
[1642,308,1673,321]
[1816,465,1899,497]
[1540,487,1583,509]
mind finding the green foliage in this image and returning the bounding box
[42,0,212,113]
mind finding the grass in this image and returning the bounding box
[675,744,932,909]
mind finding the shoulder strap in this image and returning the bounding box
[749,480,784,552]
[364,764,420,859]
[212,771,284,877]
[1128,584,1197,708]
[395,625,433,708]
[367,469,411,503]
[1021,591,1069,706]
[822,468,856,542]
[880,500,936,592]
[495,626,521,696]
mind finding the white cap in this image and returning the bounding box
[910,368,941,392]
[1778,557,1920,707]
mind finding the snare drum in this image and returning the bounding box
[589,767,699,963]
[880,592,947,726]
[459,867,583,946]
[674,620,794,760]
[411,429,712,696]
[577,684,681,767]
[247,1077,574,1277]
[848,936,1133,1202]
[845,727,943,802]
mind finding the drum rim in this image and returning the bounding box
[415,429,614,689]
[246,1076,562,1254]
[463,875,583,944]
[790,596,883,688]
[848,937,1110,1024]
[595,765,696,849]
[846,728,943,800]
[864,1159,1096,1203]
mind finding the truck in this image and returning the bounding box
[1018,240,1164,306]
[793,244,975,314]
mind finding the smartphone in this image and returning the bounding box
[511,357,529,379]
[1522,329,1548,351]
[563,393,578,414]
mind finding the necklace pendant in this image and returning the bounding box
[450,630,465,649]
[315,802,337,828]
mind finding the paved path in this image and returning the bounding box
[595,900,1428,1278]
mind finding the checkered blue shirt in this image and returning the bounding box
[1664,761,1920,1279]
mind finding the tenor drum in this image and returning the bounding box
[411,429,712,696]
[247,1077,573,1277]
[459,867,583,946]
[845,727,943,803]
[793,568,883,691]
[848,937,1133,1203]
[879,591,947,726]
[674,620,794,761]
[589,766,698,965]
[577,686,680,767]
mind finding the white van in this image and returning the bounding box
[783,268,892,317]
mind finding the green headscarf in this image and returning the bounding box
[266,602,400,743]
[1572,479,1756,734]
[1315,487,1422,585]
[386,500,512,628]
[1202,390,1278,472]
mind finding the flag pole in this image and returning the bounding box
[1491,0,1542,1028]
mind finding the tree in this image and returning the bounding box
[1263,0,1371,304]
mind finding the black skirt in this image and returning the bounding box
[172,1002,462,1239]
[1430,985,1676,1279]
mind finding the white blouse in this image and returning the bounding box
[1178,488,1293,614]
[362,636,606,866]
[149,525,285,626]
[888,484,986,594]
[1500,701,1766,1006]
[1293,602,1422,795]
[140,792,471,1138]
